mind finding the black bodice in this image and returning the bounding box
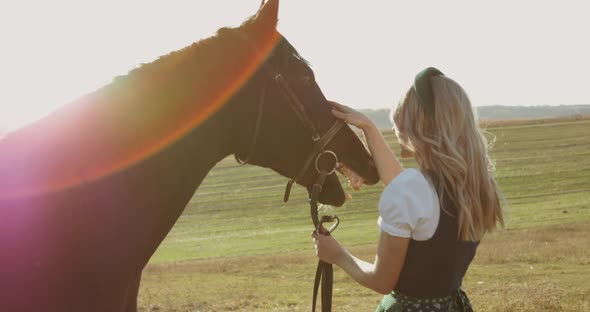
[394,177,479,298]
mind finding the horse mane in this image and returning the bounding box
[105,14,308,106]
[107,24,251,101]
[127,29,235,77]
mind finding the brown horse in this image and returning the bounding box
[0,1,379,311]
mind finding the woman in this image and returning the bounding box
[313,67,504,311]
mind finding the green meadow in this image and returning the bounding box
[139,118,590,311]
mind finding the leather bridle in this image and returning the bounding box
[235,38,344,312]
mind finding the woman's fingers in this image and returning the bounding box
[311,234,343,265]
[328,100,342,108]
[328,100,352,112]
[332,109,364,127]
[331,109,347,120]
[328,99,373,130]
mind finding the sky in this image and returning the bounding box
[0,0,588,131]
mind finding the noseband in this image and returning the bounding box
[235,39,344,312]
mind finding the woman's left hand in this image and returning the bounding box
[312,232,346,265]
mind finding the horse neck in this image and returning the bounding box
[0,85,247,203]
[177,104,238,185]
[138,85,260,192]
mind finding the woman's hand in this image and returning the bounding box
[312,232,346,265]
[329,101,375,131]
[331,100,403,186]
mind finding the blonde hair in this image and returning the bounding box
[392,75,504,241]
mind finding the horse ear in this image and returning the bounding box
[254,0,279,30]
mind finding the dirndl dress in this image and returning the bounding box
[375,289,473,312]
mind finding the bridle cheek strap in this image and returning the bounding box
[310,165,339,312]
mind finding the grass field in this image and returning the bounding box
[138,119,590,311]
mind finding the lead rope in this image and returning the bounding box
[310,161,340,312]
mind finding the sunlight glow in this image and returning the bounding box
[1,1,589,135]
[0,30,281,199]
[0,2,258,133]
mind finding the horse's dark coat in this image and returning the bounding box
[0,1,378,311]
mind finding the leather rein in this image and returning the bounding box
[235,44,344,312]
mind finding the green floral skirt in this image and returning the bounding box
[375,289,473,312]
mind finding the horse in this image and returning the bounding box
[0,1,379,311]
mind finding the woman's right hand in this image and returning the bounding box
[329,101,375,131]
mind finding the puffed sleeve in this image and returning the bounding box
[377,168,437,239]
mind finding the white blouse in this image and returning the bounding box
[377,168,440,241]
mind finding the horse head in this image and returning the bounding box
[233,0,379,206]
